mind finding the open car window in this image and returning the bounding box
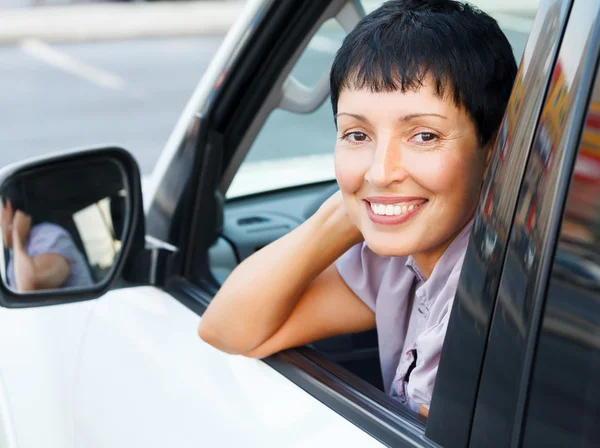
[226,0,540,199]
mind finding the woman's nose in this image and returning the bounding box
[365,139,408,188]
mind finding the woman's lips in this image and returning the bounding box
[364,198,427,225]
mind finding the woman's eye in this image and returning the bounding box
[413,132,439,144]
[342,132,370,144]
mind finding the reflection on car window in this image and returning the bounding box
[227,0,540,198]
[522,50,600,447]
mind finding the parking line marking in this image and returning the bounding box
[20,38,127,90]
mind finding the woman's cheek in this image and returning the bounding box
[334,148,369,194]
[405,150,454,193]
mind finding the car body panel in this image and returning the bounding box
[73,286,385,448]
[0,300,96,448]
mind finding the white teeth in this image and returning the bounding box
[370,201,425,216]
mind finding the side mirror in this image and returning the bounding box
[0,147,145,305]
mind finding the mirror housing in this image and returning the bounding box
[0,147,145,307]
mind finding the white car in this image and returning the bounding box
[1,0,599,447]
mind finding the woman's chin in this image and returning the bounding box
[363,237,412,258]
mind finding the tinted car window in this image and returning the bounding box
[521,29,600,447]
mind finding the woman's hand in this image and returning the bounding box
[317,190,364,249]
[12,211,31,249]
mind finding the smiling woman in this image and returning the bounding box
[334,85,487,269]
[199,0,517,418]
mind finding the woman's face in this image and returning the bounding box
[334,81,489,274]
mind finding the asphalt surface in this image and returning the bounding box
[1,25,529,176]
[2,36,223,174]
[1,31,344,175]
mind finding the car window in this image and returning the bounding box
[73,195,123,281]
[226,0,540,199]
[521,46,600,447]
[226,19,345,198]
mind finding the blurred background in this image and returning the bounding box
[1,0,243,182]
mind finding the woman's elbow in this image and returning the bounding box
[197,320,224,349]
[197,320,245,355]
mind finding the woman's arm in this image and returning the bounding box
[11,211,70,292]
[198,192,375,356]
[12,250,70,292]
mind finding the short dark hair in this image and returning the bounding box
[330,0,518,146]
[0,180,26,213]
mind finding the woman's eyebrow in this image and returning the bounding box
[399,113,448,121]
[335,112,447,123]
[335,112,371,124]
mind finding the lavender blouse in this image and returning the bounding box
[336,222,473,411]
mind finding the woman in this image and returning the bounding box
[199,0,517,417]
[0,186,94,292]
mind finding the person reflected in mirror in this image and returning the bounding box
[0,187,94,292]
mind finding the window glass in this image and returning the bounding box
[73,195,122,280]
[227,0,540,199]
[226,19,345,198]
[521,57,600,447]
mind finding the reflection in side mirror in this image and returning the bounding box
[0,158,128,293]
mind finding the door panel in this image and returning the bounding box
[74,286,385,448]
[471,0,600,445]
[0,301,95,448]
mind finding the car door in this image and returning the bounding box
[468,0,600,446]
[0,295,95,448]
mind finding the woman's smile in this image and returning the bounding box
[364,197,428,225]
